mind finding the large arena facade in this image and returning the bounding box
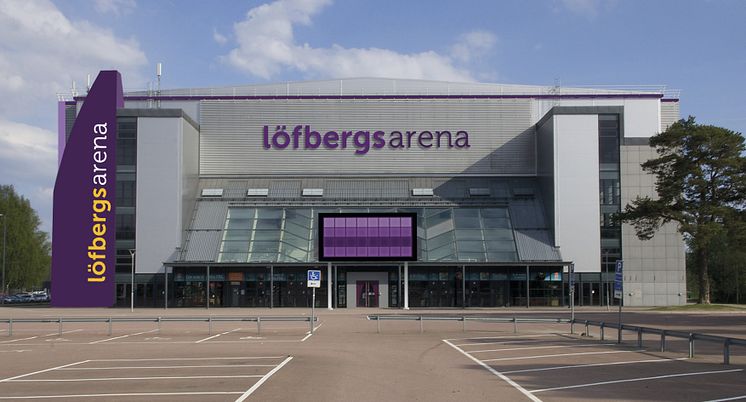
[53,72,685,308]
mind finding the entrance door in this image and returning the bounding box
[356,281,379,307]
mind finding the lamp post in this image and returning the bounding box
[0,214,5,304]
[129,249,136,312]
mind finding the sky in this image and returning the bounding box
[0,0,745,235]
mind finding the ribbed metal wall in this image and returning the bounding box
[660,101,680,131]
[199,99,534,176]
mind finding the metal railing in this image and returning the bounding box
[1,316,316,337]
[367,315,569,334]
[573,319,746,365]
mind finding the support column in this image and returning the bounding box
[206,265,210,310]
[403,261,409,310]
[270,265,274,309]
[462,265,466,308]
[526,265,530,308]
[327,262,333,311]
[164,267,168,309]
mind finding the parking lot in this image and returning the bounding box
[0,307,743,401]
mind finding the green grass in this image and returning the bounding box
[650,304,746,311]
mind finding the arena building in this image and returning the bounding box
[53,71,686,308]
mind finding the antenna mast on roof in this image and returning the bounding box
[156,62,162,109]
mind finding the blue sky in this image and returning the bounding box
[0,0,745,234]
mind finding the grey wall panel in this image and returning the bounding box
[199,99,534,176]
[660,101,680,132]
[509,200,547,230]
[514,230,561,261]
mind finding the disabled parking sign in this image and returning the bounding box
[614,260,623,299]
[307,270,321,288]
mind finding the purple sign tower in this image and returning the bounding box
[52,71,122,307]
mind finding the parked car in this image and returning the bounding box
[31,291,50,302]
[13,293,34,303]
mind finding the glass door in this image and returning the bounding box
[356,281,379,307]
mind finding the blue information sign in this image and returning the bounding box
[614,260,623,299]
[307,270,321,288]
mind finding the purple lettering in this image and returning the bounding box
[418,130,433,148]
[372,131,385,148]
[305,125,321,148]
[436,131,452,148]
[353,131,370,155]
[323,131,339,149]
[455,130,470,148]
[272,125,290,149]
[263,125,270,149]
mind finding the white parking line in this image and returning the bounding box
[235,356,293,402]
[88,329,159,344]
[444,339,541,402]
[195,328,242,343]
[10,375,264,382]
[531,368,743,393]
[468,343,616,353]
[59,364,276,370]
[0,336,38,344]
[0,361,89,383]
[92,356,285,362]
[448,333,561,343]
[482,349,644,362]
[300,333,313,342]
[704,395,746,402]
[42,329,83,338]
[0,391,245,400]
[503,357,690,374]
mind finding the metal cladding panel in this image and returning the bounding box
[199,99,534,175]
[183,230,221,262]
[660,101,680,132]
[509,199,547,229]
[514,230,562,261]
[192,201,228,230]
[270,180,301,198]
[325,179,408,199]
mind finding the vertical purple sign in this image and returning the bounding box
[52,71,122,307]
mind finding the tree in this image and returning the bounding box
[0,185,51,292]
[616,117,746,304]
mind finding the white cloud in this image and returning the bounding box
[558,0,616,19]
[223,0,493,82]
[450,31,497,63]
[213,28,228,45]
[94,0,136,16]
[0,0,148,234]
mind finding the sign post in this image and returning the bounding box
[614,260,624,343]
[569,263,575,333]
[307,270,321,334]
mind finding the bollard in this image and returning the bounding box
[257,316,262,335]
[724,339,731,365]
[570,319,575,335]
[462,316,466,332]
[309,316,313,334]
[688,333,695,358]
[637,327,643,348]
[585,320,589,337]
[377,316,381,334]
[513,316,517,334]
[660,331,666,352]
[208,316,212,335]
[58,316,63,336]
[157,317,162,335]
[419,316,423,334]
[600,322,605,341]
[8,318,12,336]
[108,317,112,336]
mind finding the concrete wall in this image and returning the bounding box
[135,116,199,274]
[621,144,687,306]
[554,114,600,272]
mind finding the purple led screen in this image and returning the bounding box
[318,213,417,261]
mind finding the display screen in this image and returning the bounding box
[318,213,417,261]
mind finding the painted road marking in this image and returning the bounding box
[530,368,744,393]
[482,349,644,362]
[9,375,264,382]
[59,364,276,371]
[443,339,542,402]
[195,328,242,343]
[468,343,617,353]
[88,329,158,344]
[92,356,285,362]
[240,336,266,340]
[300,333,313,342]
[0,336,38,344]
[704,395,746,402]
[41,329,82,337]
[503,357,690,374]
[235,356,294,402]
[0,361,89,384]
[0,349,30,353]
[448,333,561,343]
[0,391,245,399]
